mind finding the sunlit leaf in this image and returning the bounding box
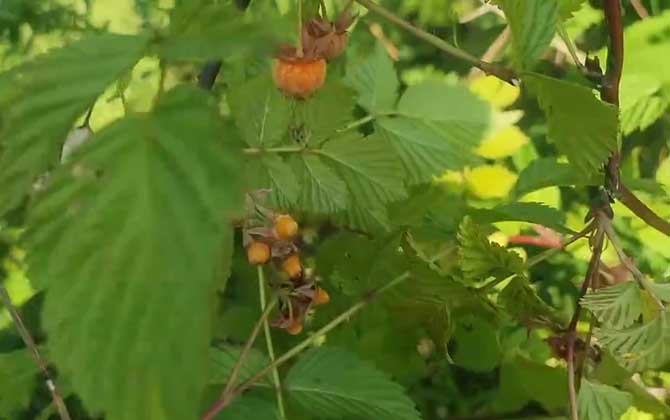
[581,282,643,329]
[578,379,633,420]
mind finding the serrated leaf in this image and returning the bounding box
[512,158,601,198]
[208,346,270,385]
[320,134,407,231]
[159,2,289,61]
[468,202,570,234]
[458,217,523,283]
[228,75,291,147]
[346,42,398,113]
[246,154,300,206]
[559,0,586,18]
[498,0,558,70]
[648,282,670,302]
[0,349,40,416]
[499,276,565,328]
[23,87,243,420]
[525,73,619,177]
[450,314,501,372]
[377,117,480,184]
[581,282,643,329]
[294,82,357,145]
[0,33,148,216]
[621,95,668,135]
[295,154,348,214]
[596,310,670,371]
[578,380,633,420]
[285,347,421,420]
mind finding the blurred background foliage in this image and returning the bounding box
[1,0,669,419]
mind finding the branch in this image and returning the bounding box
[353,0,518,84]
[0,285,72,420]
[601,0,624,190]
[566,220,606,420]
[525,222,595,268]
[202,271,412,419]
[630,0,650,19]
[197,61,222,91]
[617,183,670,237]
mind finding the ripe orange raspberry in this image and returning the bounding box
[313,288,330,306]
[273,55,326,98]
[247,241,270,265]
[286,319,304,335]
[282,254,302,279]
[274,214,299,240]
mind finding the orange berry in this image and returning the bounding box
[282,254,302,279]
[247,241,270,265]
[286,319,304,335]
[273,57,326,98]
[274,214,299,240]
[313,288,330,306]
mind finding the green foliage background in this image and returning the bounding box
[1,1,669,420]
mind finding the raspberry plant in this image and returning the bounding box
[1,1,670,420]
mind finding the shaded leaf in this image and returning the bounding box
[208,346,270,385]
[285,347,421,420]
[468,202,570,234]
[525,73,619,177]
[499,276,566,328]
[512,158,601,198]
[457,217,523,284]
[246,154,300,206]
[294,82,357,145]
[23,87,243,420]
[295,154,348,214]
[0,33,149,215]
[0,349,40,416]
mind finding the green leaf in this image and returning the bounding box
[319,133,407,231]
[246,154,300,206]
[450,314,501,372]
[346,42,398,113]
[525,73,619,177]
[499,276,566,328]
[159,2,289,62]
[512,158,601,198]
[208,346,270,385]
[498,0,559,70]
[622,13,670,86]
[213,396,279,420]
[581,282,643,329]
[23,86,243,420]
[620,76,669,135]
[457,217,523,284]
[494,354,568,412]
[294,83,357,145]
[559,0,586,18]
[648,282,670,302]
[0,33,148,216]
[577,380,633,420]
[596,310,670,371]
[295,154,348,214]
[468,202,570,234]
[285,347,421,420]
[228,75,291,147]
[376,117,480,184]
[0,349,40,416]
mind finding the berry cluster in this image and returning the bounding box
[243,194,329,335]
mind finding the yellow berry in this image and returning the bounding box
[282,254,302,279]
[313,288,330,306]
[274,214,299,240]
[247,241,270,265]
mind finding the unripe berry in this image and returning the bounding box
[274,214,299,240]
[313,288,330,306]
[286,319,304,335]
[247,241,270,265]
[282,254,302,279]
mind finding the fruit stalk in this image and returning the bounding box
[258,266,287,420]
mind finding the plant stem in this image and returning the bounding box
[600,219,665,309]
[617,183,670,237]
[525,223,595,268]
[243,146,306,155]
[297,0,304,57]
[556,22,585,72]
[650,0,660,15]
[353,0,517,84]
[219,296,277,398]
[203,271,411,418]
[257,267,286,420]
[0,285,72,420]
